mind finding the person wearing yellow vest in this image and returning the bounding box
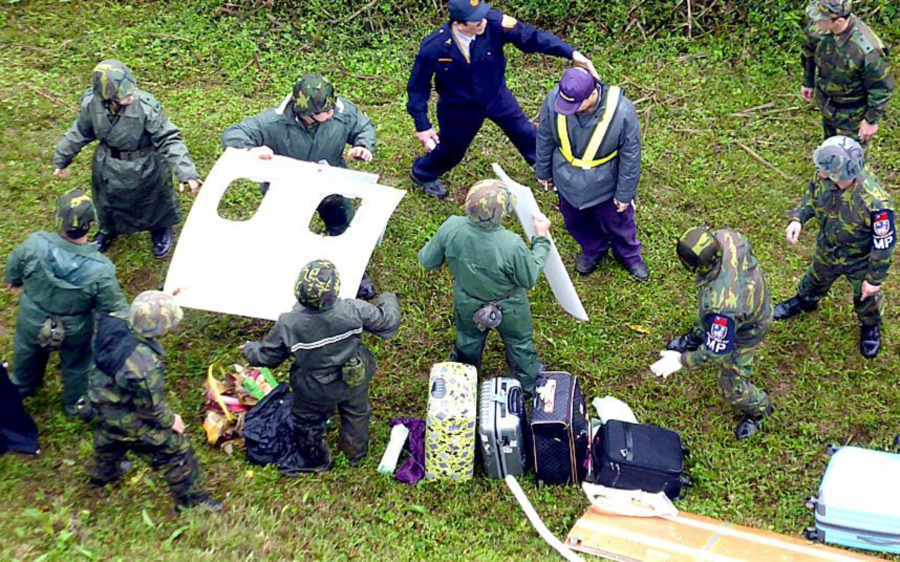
[536,68,647,281]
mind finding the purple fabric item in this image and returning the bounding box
[554,68,596,115]
[390,417,426,485]
[558,195,644,267]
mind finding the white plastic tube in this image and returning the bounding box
[378,423,409,475]
[504,475,585,562]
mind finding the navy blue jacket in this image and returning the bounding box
[406,10,575,132]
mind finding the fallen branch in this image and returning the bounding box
[24,83,75,111]
[148,33,192,43]
[345,0,379,22]
[732,101,775,116]
[673,127,708,135]
[735,141,791,180]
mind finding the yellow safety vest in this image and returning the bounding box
[557,86,622,170]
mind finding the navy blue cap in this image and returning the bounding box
[449,0,491,22]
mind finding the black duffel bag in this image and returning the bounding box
[592,420,689,500]
[244,383,294,466]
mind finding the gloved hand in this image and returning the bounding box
[650,350,683,379]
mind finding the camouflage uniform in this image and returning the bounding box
[418,180,550,394]
[4,190,126,414]
[787,138,894,326]
[222,74,376,237]
[678,228,773,418]
[53,61,199,239]
[242,261,400,469]
[802,1,894,143]
[88,292,211,507]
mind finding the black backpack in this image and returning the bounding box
[244,383,294,466]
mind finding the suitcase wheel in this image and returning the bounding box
[825,442,841,456]
[804,527,819,541]
[805,496,818,510]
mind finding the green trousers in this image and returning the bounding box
[798,251,884,326]
[451,293,540,394]
[716,345,771,418]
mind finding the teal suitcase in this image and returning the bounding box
[806,446,900,554]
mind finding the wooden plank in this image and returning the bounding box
[566,507,877,561]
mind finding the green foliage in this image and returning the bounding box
[1,0,899,560]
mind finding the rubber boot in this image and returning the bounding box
[773,296,818,321]
[735,405,773,440]
[859,324,881,358]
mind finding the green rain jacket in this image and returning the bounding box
[5,232,127,340]
[52,89,199,235]
[221,96,376,168]
[242,293,400,385]
[417,216,551,313]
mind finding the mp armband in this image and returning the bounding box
[872,210,895,251]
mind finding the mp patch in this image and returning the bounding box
[704,314,735,356]
[872,210,896,251]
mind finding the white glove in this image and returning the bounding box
[650,350,683,379]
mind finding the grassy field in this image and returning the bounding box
[1,0,899,560]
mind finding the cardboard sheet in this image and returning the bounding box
[566,506,875,561]
[493,164,589,322]
[164,148,405,320]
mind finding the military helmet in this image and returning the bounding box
[806,0,852,21]
[676,227,722,275]
[813,135,864,183]
[92,60,137,102]
[295,259,341,310]
[292,74,336,118]
[464,180,516,228]
[56,189,96,233]
[128,291,184,339]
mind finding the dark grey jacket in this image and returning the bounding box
[535,85,641,210]
[242,293,400,384]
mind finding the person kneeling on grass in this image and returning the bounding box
[89,291,220,512]
[242,260,400,473]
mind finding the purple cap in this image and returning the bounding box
[554,68,597,115]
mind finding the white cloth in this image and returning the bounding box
[452,28,475,60]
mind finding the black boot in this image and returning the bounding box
[92,232,117,253]
[279,439,332,476]
[151,226,174,259]
[859,324,882,358]
[774,296,818,320]
[410,171,447,199]
[356,272,377,300]
[175,494,223,513]
[624,261,649,282]
[666,331,703,353]
[575,253,603,276]
[735,405,773,440]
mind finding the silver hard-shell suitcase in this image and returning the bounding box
[478,377,527,478]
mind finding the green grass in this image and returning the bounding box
[1,1,899,560]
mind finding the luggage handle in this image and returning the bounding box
[431,377,446,399]
[508,387,522,416]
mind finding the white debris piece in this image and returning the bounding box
[492,164,589,322]
[164,148,405,321]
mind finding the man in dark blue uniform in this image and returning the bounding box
[406,0,598,198]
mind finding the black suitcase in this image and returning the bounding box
[531,372,590,485]
[592,420,687,500]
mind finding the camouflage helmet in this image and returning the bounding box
[128,291,184,339]
[813,135,865,183]
[806,0,852,21]
[91,60,137,102]
[676,226,722,275]
[295,260,341,310]
[56,189,96,233]
[464,180,516,228]
[292,74,336,118]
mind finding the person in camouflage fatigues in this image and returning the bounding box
[53,60,202,258]
[653,227,773,439]
[801,0,894,145]
[5,189,127,417]
[88,291,220,511]
[418,180,552,395]
[222,74,379,299]
[775,136,894,358]
[242,260,400,473]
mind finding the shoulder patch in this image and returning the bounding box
[704,314,736,356]
[872,210,896,251]
[501,14,518,29]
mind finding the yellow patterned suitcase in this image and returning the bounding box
[425,362,478,481]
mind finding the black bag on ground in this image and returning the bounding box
[531,372,590,485]
[592,420,687,500]
[0,363,39,455]
[244,383,294,466]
